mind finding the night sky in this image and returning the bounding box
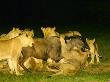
[0,0,110,27]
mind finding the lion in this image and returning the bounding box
[0,31,34,75]
[86,38,100,64]
[23,29,34,37]
[60,30,81,39]
[0,28,34,70]
[47,58,81,77]
[0,27,22,40]
[41,27,59,38]
[47,36,88,76]
[47,51,88,77]
[24,57,43,71]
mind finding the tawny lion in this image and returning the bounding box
[60,31,81,38]
[41,27,59,38]
[24,57,43,71]
[86,38,100,64]
[0,31,34,75]
[0,27,22,40]
[47,36,88,76]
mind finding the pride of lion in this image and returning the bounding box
[0,26,100,76]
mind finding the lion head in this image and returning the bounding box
[0,27,22,40]
[24,57,43,71]
[41,27,59,38]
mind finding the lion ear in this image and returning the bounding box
[30,30,34,37]
[41,27,44,30]
[86,38,88,42]
[92,38,95,43]
[53,26,56,30]
[12,27,16,30]
[16,28,19,31]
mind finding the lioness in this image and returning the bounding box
[24,57,43,71]
[41,27,59,38]
[86,38,100,64]
[60,31,81,38]
[0,27,22,40]
[0,32,34,75]
[47,58,80,76]
[47,36,88,76]
[47,50,88,77]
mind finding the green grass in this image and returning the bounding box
[0,25,110,82]
[0,70,110,82]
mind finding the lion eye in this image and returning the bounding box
[26,34,28,37]
[19,33,22,35]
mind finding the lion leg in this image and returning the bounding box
[13,59,23,75]
[95,51,100,64]
[19,57,30,72]
[48,71,63,77]
[90,54,95,64]
[83,60,89,68]
[7,59,15,74]
[46,65,60,73]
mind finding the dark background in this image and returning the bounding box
[0,0,110,30]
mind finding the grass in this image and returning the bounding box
[0,69,110,82]
[0,25,110,82]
